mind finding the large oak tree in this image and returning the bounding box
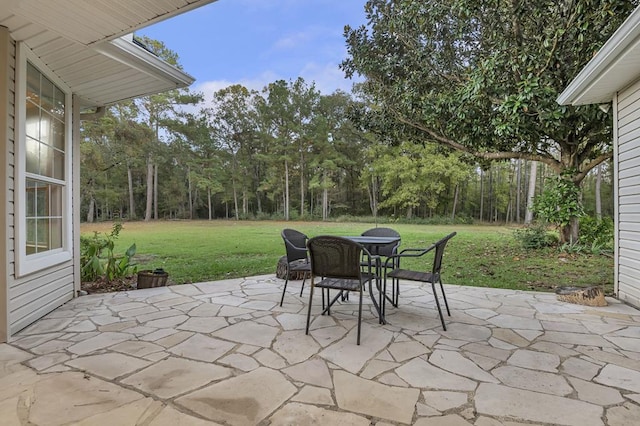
[342,0,636,241]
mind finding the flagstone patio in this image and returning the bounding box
[1,274,640,425]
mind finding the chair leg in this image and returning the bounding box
[299,272,308,297]
[279,268,290,307]
[394,278,400,307]
[305,281,315,335]
[356,289,363,345]
[439,278,451,316]
[431,282,447,331]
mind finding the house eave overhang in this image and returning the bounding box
[557,6,640,106]
[95,35,195,93]
[1,0,216,107]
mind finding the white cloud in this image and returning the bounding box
[189,71,280,109]
[186,61,362,116]
[299,61,361,94]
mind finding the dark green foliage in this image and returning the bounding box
[533,174,584,230]
[513,224,558,249]
[577,216,614,253]
[80,223,137,282]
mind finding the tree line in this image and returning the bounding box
[80,76,612,224]
[81,0,632,231]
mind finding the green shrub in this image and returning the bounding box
[559,216,615,255]
[579,216,613,250]
[513,223,557,249]
[80,222,137,282]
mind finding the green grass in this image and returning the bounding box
[81,220,614,294]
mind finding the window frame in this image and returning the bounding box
[15,43,73,277]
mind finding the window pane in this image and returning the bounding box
[52,118,65,150]
[40,75,54,115]
[35,183,47,216]
[53,86,65,119]
[26,101,40,139]
[26,181,36,217]
[40,144,53,178]
[39,110,52,145]
[26,137,39,174]
[53,149,64,180]
[50,218,62,250]
[26,62,40,106]
[36,218,49,252]
[50,185,63,216]
[26,218,37,255]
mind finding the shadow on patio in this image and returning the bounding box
[1,275,640,425]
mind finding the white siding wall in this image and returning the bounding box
[617,78,640,308]
[1,27,12,342]
[4,36,75,339]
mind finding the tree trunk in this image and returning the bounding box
[87,197,95,223]
[153,164,158,219]
[516,159,522,223]
[243,190,248,216]
[479,169,484,221]
[322,170,328,221]
[369,176,378,219]
[300,151,305,219]
[525,161,538,224]
[451,184,459,220]
[127,164,136,219]
[284,160,290,221]
[595,163,602,220]
[188,166,193,220]
[144,155,153,222]
[207,187,213,220]
[232,177,239,220]
[561,217,580,244]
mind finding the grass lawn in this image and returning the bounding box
[80,220,614,294]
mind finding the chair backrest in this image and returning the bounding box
[282,228,308,262]
[361,227,401,257]
[432,232,457,276]
[307,236,363,279]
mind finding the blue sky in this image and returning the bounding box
[140,0,368,103]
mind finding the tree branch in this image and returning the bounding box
[575,152,613,183]
[391,109,562,171]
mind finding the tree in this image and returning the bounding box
[342,0,636,241]
[208,85,260,220]
[372,141,470,218]
[259,78,320,220]
[133,36,202,221]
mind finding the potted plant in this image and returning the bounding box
[137,268,169,289]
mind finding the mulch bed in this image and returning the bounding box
[81,276,137,294]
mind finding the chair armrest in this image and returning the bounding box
[383,244,436,269]
[360,246,379,273]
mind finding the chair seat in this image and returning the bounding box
[388,269,435,283]
[314,273,375,291]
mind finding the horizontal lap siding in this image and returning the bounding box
[5,36,74,338]
[617,82,640,309]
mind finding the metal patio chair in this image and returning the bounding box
[305,236,378,345]
[279,228,312,306]
[384,232,457,330]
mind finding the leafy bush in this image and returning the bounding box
[579,216,613,249]
[80,222,137,282]
[533,174,584,242]
[558,216,614,255]
[513,223,558,249]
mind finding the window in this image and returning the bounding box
[16,45,72,276]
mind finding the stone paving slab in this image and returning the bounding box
[1,275,639,425]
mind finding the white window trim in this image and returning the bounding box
[15,43,73,277]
